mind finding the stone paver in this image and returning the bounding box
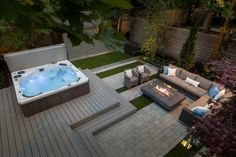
[102,73,124,90]
[96,102,190,157]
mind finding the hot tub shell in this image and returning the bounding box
[11,60,90,117]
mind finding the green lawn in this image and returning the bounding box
[130,95,154,110]
[97,61,143,78]
[72,52,131,69]
[116,86,128,93]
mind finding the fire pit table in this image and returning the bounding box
[141,79,186,111]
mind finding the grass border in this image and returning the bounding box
[96,61,143,78]
[72,52,131,69]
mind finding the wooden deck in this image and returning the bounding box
[0,70,136,157]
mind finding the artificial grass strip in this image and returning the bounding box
[116,86,128,93]
[97,61,143,78]
[130,95,154,110]
[72,52,131,69]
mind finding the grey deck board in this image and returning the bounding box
[10,89,34,157]
[0,89,10,157]
[34,113,56,157]
[0,69,135,157]
[29,116,48,157]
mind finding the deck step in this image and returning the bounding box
[74,103,136,157]
[70,102,120,129]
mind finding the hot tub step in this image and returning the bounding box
[70,102,120,129]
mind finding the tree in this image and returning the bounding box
[205,58,236,89]
[178,14,204,70]
[138,0,171,61]
[207,0,236,59]
[0,0,132,51]
[194,94,236,157]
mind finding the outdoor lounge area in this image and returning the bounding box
[0,1,236,157]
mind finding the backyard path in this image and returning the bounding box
[93,61,192,157]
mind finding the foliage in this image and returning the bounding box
[0,58,9,89]
[178,26,198,70]
[194,95,236,157]
[72,52,131,69]
[204,58,236,89]
[138,0,171,61]
[178,14,205,70]
[0,21,42,50]
[217,29,236,59]
[204,0,234,18]
[205,0,236,59]
[142,55,176,68]
[0,0,132,51]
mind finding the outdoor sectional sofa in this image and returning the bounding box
[159,64,225,127]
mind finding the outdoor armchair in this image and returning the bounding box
[124,69,139,88]
[136,65,151,84]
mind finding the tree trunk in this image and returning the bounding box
[203,13,215,33]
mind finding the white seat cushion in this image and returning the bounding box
[125,69,133,78]
[214,89,225,101]
[185,77,200,87]
[137,65,144,73]
[167,68,176,76]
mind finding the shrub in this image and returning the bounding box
[178,25,198,70]
[205,58,236,89]
[194,95,236,157]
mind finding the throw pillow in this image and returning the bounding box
[167,68,176,76]
[209,86,219,98]
[137,65,144,73]
[192,106,209,117]
[214,89,226,101]
[125,69,133,78]
[185,77,200,87]
[163,66,169,75]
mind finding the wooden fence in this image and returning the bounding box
[129,17,236,64]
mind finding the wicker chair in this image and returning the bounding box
[124,69,139,89]
[136,65,151,84]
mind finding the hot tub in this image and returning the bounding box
[12,60,90,116]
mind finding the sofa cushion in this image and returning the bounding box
[185,77,200,87]
[214,89,225,101]
[209,85,219,98]
[141,72,149,78]
[195,75,212,90]
[186,86,207,97]
[125,69,133,78]
[192,106,209,117]
[179,69,197,80]
[163,65,169,74]
[167,68,176,76]
[159,74,190,89]
[137,65,144,73]
[169,64,182,76]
